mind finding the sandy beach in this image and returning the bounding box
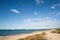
[0,29,60,40]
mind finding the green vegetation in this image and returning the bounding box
[18,32,51,40]
[51,28,60,34]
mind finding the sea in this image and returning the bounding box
[0,29,51,36]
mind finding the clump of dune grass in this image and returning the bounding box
[18,32,51,40]
[51,28,60,34]
[18,38,24,40]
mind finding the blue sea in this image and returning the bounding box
[0,29,50,36]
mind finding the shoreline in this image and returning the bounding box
[0,29,51,36]
[0,29,60,40]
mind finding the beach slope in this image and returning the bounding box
[0,29,60,40]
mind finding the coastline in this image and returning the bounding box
[0,29,60,40]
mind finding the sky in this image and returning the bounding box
[0,0,60,29]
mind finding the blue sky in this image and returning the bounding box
[0,0,60,29]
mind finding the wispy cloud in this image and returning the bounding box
[50,3,60,9]
[35,0,45,5]
[56,11,60,16]
[21,17,60,29]
[57,3,60,6]
[35,0,40,5]
[48,11,60,17]
[50,4,56,9]
[34,12,38,16]
[10,9,20,14]
[57,12,60,15]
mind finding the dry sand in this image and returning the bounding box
[0,30,60,40]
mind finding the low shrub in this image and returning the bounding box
[51,28,60,34]
[18,32,51,40]
[18,38,24,40]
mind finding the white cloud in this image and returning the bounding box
[23,17,50,22]
[35,0,45,5]
[10,9,20,14]
[50,3,60,9]
[21,17,60,29]
[50,6,55,9]
[50,4,56,9]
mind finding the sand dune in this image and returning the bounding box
[0,29,60,40]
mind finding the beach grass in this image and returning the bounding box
[51,28,60,34]
[18,32,50,40]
